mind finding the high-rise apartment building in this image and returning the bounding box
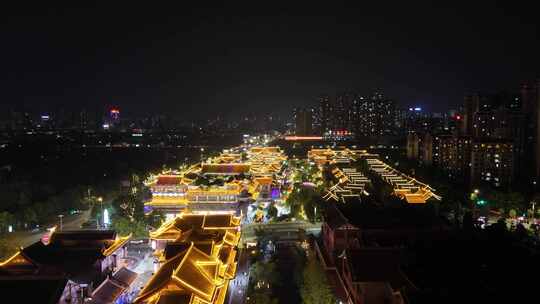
[354,92,396,137]
[318,94,332,134]
[402,107,439,134]
[80,109,88,130]
[294,107,313,136]
[408,85,535,189]
[470,140,514,188]
[462,94,482,136]
[406,132,435,165]
[316,92,396,138]
[334,93,353,131]
[520,80,540,185]
[435,135,472,180]
[453,91,531,187]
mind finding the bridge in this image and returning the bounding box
[240,221,321,245]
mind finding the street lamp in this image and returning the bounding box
[58,214,64,231]
[470,189,480,201]
[97,197,103,228]
[470,189,480,217]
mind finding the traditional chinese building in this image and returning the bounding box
[316,204,419,304]
[247,146,287,176]
[149,213,241,251]
[365,158,441,204]
[146,173,246,216]
[136,212,241,304]
[145,146,287,217]
[322,204,361,264]
[338,249,412,304]
[308,148,371,166]
[0,230,132,303]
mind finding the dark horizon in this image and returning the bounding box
[1,3,539,119]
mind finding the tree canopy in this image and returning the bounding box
[300,258,335,304]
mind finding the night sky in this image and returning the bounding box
[1,3,539,119]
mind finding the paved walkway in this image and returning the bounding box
[228,248,250,304]
[127,249,156,301]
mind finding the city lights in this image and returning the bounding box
[1,5,539,303]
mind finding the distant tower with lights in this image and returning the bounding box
[104,107,120,130]
[110,107,120,122]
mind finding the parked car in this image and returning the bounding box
[81,219,97,228]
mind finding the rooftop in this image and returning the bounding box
[139,212,240,304]
[90,267,138,304]
[324,203,355,230]
[0,276,67,304]
[156,175,183,185]
[150,213,241,240]
[0,230,131,284]
[134,243,232,304]
[346,248,415,291]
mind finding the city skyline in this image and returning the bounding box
[2,4,540,304]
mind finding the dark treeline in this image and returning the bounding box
[0,144,221,232]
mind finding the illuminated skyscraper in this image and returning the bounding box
[319,94,332,134]
[110,107,120,122]
[355,92,396,137]
[334,92,353,131]
[317,91,396,138]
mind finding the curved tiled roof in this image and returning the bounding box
[157,175,182,185]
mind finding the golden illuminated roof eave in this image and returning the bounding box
[137,213,241,304]
[0,251,24,267]
[103,233,132,256]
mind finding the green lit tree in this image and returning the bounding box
[250,261,279,288]
[112,217,147,238]
[0,238,17,260]
[0,211,15,234]
[247,290,278,304]
[300,258,335,304]
[267,204,278,219]
[286,187,321,221]
[23,207,38,226]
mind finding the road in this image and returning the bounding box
[5,209,92,251]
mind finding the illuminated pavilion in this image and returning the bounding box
[145,146,287,216]
[145,170,246,216]
[247,146,287,176]
[149,213,241,250]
